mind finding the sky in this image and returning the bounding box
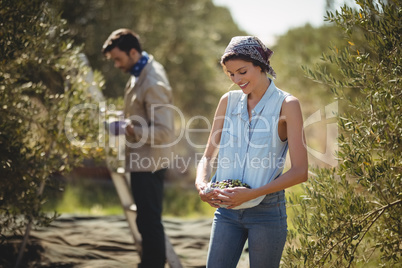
[212,0,349,45]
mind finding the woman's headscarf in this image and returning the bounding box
[221,36,276,79]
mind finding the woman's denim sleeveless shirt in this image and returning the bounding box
[215,80,290,209]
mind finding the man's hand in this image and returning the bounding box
[125,122,135,136]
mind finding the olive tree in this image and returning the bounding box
[0,0,104,242]
[283,0,401,267]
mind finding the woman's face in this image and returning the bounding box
[224,59,265,95]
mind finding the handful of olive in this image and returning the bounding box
[210,179,251,189]
[203,179,250,194]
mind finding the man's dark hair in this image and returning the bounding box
[102,28,142,55]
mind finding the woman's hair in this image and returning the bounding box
[102,28,142,55]
[221,53,269,74]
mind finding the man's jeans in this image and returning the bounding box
[131,169,166,268]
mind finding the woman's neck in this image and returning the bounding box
[248,75,270,102]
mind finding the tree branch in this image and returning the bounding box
[314,199,401,267]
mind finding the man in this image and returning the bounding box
[102,29,174,268]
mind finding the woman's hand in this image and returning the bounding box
[196,184,223,208]
[194,94,229,208]
[216,187,255,209]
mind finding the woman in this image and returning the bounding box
[195,36,308,267]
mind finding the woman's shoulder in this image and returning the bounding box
[283,95,299,104]
[215,90,242,117]
[219,90,241,103]
[228,89,244,96]
[218,91,229,105]
[281,95,302,117]
[225,90,244,104]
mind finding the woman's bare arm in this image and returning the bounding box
[195,93,229,207]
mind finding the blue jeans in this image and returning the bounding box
[207,190,288,268]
